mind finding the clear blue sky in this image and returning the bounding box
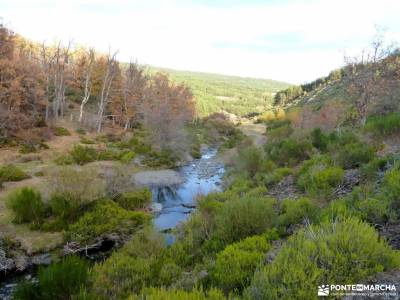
[1,0,400,83]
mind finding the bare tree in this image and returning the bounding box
[52,41,72,119]
[79,48,95,123]
[344,27,395,124]
[97,50,118,133]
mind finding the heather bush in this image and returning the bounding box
[66,200,150,244]
[116,188,152,210]
[13,256,89,300]
[212,235,270,292]
[6,187,46,226]
[245,218,400,300]
[0,164,29,183]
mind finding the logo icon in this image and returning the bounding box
[318,285,330,296]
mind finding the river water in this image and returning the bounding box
[152,149,225,243]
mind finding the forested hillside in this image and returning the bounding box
[150,67,290,117]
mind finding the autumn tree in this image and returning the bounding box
[0,24,46,137]
[141,73,195,150]
[120,61,148,130]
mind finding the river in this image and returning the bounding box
[152,148,224,243]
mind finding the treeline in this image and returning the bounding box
[273,68,344,106]
[0,24,196,149]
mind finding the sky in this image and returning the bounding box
[1,0,400,84]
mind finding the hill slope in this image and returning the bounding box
[149,67,290,117]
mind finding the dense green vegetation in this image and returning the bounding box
[150,67,290,116]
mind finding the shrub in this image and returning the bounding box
[92,228,164,299]
[365,112,400,136]
[265,119,293,141]
[6,187,46,226]
[132,287,225,300]
[80,137,96,144]
[143,149,178,168]
[265,138,312,167]
[53,154,74,165]
[76,128,86,135]
[356,197,391,225]
[335,142,375,169]
[245,218,400,300]
[43,193,83,230]
[19,144,36,154]
[236,146,264,178]
[96,149,120,161]
[119,151,136,164]
[53,127,71,136]
[310,128,329,151]
[361,156,391,181]
[13,256,89,300]
[214,196,277,245]
[70,145,97,165]
[382,167,400,211]
[297,157,344,198]
[66,200,150,244]
[116,188,152,210]
[212,235,270,292]
[263,167,292,187]
[47,167,106,205]
[0,164,29,182]
[278,198,318,228]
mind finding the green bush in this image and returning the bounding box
[43,193,83,231]
[6,187,46,226]
[80,137,96,144]
[214,196,277,245]
[0,164,29,182]
[361,156,391,181]
[266,119,293,141]
[143,149,178,168]
[263,167,292,187]
[66,200,150,244]
[212,235,270,292]
[382,167,400,211]
[278,198,318,229]
[19,144,36,154]
[119,151,136,164]
[335,142,375,169]
[96,149,120,161]
[76,128,86,135]
[70,145,98,165]
[356,197,391,225]
[365,113,400,136]
[245,218,400,300]
[13,256,89,300]
[236,146,264,178]
[310,128,329,151]
[53,127,71,136]
[116,188,152,210]
[297,157,344,197]
[53,154,74,165]
[92,228,165,299]
[132,287,225,300]
[265,138,312,167]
